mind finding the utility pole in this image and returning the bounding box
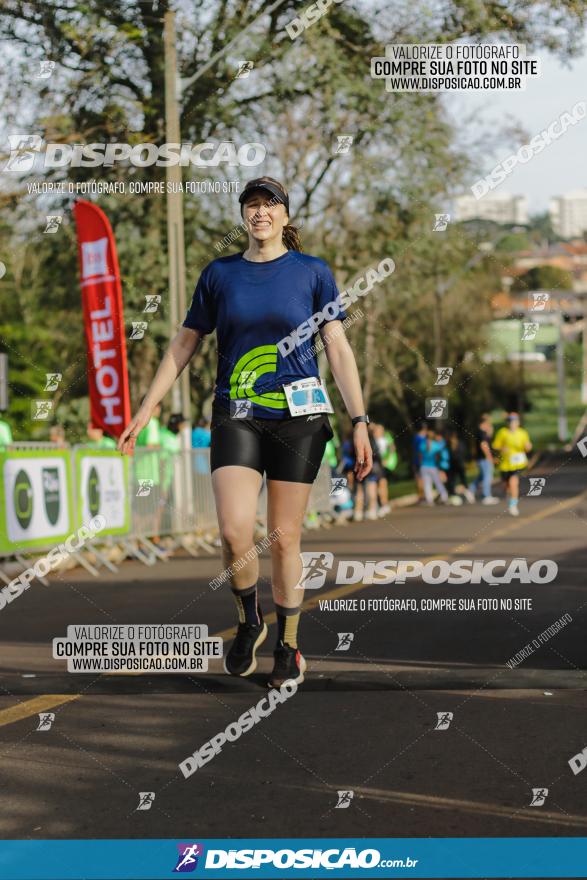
[164,10,194,532]
[582,301,587,404]
[555,308,568,442]
[518,312,525,416]
[164,10,191,444]
[0,353,8,412]
[433,280,444,368]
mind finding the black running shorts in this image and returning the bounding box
[210,399,333,483]
[501,468,525,481]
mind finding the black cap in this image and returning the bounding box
[239,179,289,214]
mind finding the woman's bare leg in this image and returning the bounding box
[266,479,313,608]
[264,479,313,686]
[212,465,263,589]
[213,465,268,677]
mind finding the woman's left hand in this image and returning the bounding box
[353,423,373,481]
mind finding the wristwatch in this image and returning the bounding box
[351,415,370,427]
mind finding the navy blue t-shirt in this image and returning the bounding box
[183,250,345,418]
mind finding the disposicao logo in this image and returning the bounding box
[173,843,204,872]
[4,136,265,171]
[298,555,559,588]
[202,847,382,870]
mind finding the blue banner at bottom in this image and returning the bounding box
[1,837,586,879]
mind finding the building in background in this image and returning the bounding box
[454,193,528,225]
[550,190,587,239]
[504,241,587,294]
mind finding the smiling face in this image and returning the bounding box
[242,189,288,247]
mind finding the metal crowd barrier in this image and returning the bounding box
[130,448,217,547]
[254,460,333,525]
[7,442,64,450]
[308,462,335,517]
[0,443,336,579]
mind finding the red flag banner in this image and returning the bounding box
[73,199,130,438]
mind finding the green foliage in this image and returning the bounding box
[495,232,532,252]
[1,0,585,442]
[512,264,574,292]
[564,339,583,382]
[522,358,584,448]
[527,212,558,244]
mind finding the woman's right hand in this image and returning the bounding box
[117,406,153,456]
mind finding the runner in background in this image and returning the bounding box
[412,422,428,502]
[434,428,451,487]
[371,422,395,516]
[420,427,449,506]
[492,412,532,517]
[49,424,67,447]
[191,416,211,475]
[0,414,12,447]
[323,435,339,475]
[191,416,211,448]
[341,430,356,494]
[322,416,341,477]
[469,413,499,505]
[353,425,381,521]
[135,402,163,539]
[87,422,116,449]
[305,433,338,530]
[381,427,398,476]
[445,428,475,504]
[160,413,186,532]
[161,413,185,453]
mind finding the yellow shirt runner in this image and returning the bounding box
[492,426,531,472]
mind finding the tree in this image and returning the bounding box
[512,265,574,293]
[495,232,532,253]
[1,0,585,440]
[527,211,558,245]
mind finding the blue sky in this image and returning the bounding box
[448,45,587,214]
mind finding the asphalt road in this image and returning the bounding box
[1,452,586,855]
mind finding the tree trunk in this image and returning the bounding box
[363,305,377,409]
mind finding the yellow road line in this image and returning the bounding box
[366,789,587,828]
[456,487,587,552]
[2,487,586,729]
[304,486,587,610]
[0,694,78,728]
[284,780,587,828]
[216,488,587,637]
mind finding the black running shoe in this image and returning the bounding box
[268,641,306,688]
[224,618,267,677]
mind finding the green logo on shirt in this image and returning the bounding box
[229,345,287,410]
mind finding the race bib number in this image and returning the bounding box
[510,452,527,466]
[283,377,334,417]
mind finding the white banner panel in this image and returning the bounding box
[77,453,128,532]
[3,454,71,545]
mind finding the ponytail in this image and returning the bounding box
[282,224,302,252]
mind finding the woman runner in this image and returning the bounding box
[119,176,373,687]
[492,412,532,517]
